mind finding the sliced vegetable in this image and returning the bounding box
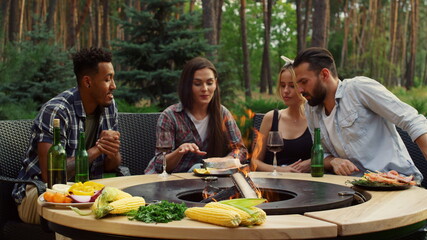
[69,195,92,203]
[68,181,105,196]
[52,184,71,194]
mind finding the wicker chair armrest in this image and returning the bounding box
[0,176,46,195]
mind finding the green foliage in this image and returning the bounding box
[219,1,297,96]
[408,97,427,116]
[0,99,38,120]
[230,97,286,116]
[391,86,427,116]
[112,0,214,108]
[115,99,161,113]
[0,25,74,120]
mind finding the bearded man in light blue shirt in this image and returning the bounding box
[293,47,427,181]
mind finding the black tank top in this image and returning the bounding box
[264,109,313,166]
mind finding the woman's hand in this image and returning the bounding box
[177,143,207,156]
[291,159,311,173]
[278,160,303,173]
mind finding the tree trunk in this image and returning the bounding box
[202,0,217,58]
[102,0,110,48]
[189,0,195,13]
[405,0,418,89]
[46,0,57,31]
[1,0,10,46]
[9,0,19,42]
[388,0,398,86]
[340,0,349,68]
[215,0,224,44]
[76,0,92,42]
[260,0,272,94]
[67,0,76,48]
[240,0,251,99]
[18,0,26,41]
[356,7,368,68]
[311,0,327,47]
[303,0,311,49]
[399,2,409,87]
[296,0,304,53]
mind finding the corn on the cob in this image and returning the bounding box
[204,202,254,226]
[114,190,132,201]
[185,207,241,227]
[108,196,146,214]
[249,207,266,225]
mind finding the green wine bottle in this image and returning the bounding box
[311,128,324,177]
[75,131,89,183]
[47,118,67,188]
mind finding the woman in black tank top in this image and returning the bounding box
[251,57,313,173]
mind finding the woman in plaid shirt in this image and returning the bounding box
[145,57,247,174]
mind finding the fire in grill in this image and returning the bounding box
[123,174,356,215]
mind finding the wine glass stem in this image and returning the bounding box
[162,152,167,174]
[273,152,277,172]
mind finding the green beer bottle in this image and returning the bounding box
[47,119,67,188]
[311,128,324,177]
[75,131,89,183]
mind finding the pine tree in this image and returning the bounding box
[113,0,214,107]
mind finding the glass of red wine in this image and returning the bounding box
[267,131,284,176]
[157,131,172,178]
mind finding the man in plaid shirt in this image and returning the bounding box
[12,47,121,224]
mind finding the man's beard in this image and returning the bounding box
[305,78,327,106]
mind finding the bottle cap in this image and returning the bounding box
[53,119,60,128]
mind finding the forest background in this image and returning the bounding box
[1,0,427,146]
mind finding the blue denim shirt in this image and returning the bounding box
[305,76,426,181]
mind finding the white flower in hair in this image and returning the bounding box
[280,56,294,65]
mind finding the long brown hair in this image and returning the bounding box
[178,57,229,157]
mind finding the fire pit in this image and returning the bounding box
[123,176,355,215]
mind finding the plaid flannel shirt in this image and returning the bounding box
[144,103,247,174]
[12,87,118,204]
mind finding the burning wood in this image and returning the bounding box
[201,186,239,203]
[231,172,259,198]
[201,169,261,203]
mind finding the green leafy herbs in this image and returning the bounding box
[127,200,187,223]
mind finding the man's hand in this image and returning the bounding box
[96,130,120,158]
[330,157,360,175]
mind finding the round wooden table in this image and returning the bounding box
[37,172,427,239]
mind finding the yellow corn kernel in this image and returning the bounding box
[114,190,132,201]
[204,202,254,226]
[249,207,267,225]
[108,196,146,214]
[185,207,241,227]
